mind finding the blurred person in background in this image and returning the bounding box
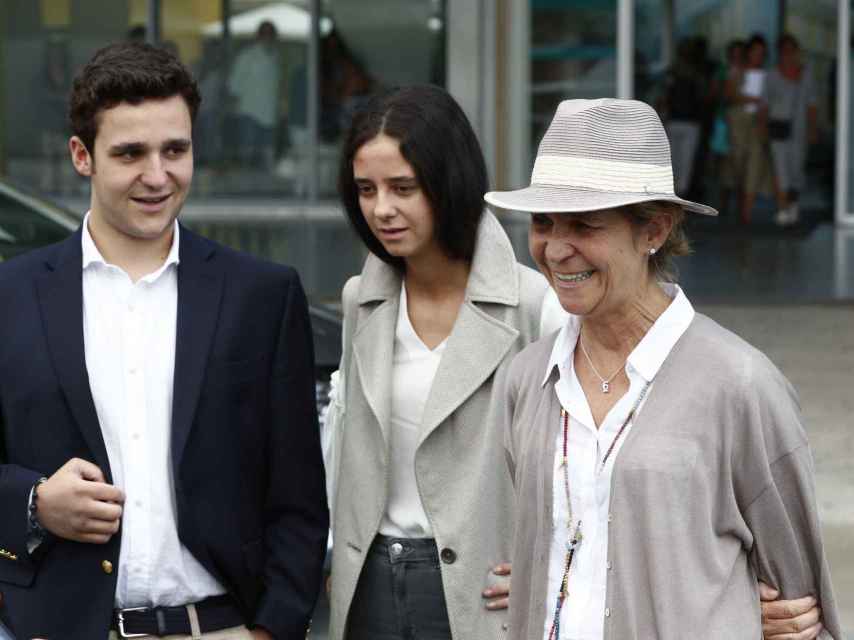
[727,33,774,224]
[712,39,746,213]
[228,20,282,169]
[660,38,705,197]
[762,33,818,227]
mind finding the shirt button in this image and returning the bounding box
[101,560,113,574]
[440,548,457,564]
[606,560,612,570]
[501,623,508,631]
[134,500,143,508]
[605,607,611,618]
[132,433,141,441]
[128,303,135,312]
[129,367,137,375]
[607,513,613,522]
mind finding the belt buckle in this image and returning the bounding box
[116,606,151,638]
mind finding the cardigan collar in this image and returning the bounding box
[356,210,520,306]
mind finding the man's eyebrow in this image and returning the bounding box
[108,142,146,155]
[163,138,192,148]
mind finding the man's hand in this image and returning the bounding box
[36,458,124,544]
[760,581,823,640]
[250,628,273,640]
[482,562,511,610]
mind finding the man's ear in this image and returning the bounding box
[69,136,94,177]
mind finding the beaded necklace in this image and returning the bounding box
[547,380,651,640]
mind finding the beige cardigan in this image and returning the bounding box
[328,212,549,640]
[499,313,842,640]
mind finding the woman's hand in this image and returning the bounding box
[482,563,511,610]
[760,582,823,639]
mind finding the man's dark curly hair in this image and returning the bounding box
[69,41,201,157]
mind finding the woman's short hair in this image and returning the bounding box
[623,201,690,282]
[69,41,201,160]
[338,85,488,269]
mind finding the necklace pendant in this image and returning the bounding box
[601,381,610,393]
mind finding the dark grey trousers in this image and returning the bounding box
[347,535,452,640]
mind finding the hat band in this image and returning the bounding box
[531,155,675,195]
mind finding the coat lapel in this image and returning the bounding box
[36,230,113,480]
[351,254,401,447]
[170,228,223,470]
[418,301,519,445]
[352,309,397,447]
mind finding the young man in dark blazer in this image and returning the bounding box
[0,42,328,639]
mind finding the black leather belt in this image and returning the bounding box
[111,594,244,638]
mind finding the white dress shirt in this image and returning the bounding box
[379,283,446,538]
[541,284,694,640]
[81,214,225,608]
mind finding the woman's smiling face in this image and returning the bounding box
[528,209,655,319]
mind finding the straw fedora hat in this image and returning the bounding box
[484,98,718,216]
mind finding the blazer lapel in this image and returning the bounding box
[418,302,518,446]
[171,229,223,470]
[36,230,113,480]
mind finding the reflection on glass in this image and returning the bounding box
[180,0,445,198]
[634,0,835,224]
[530,1,617,162]
[1,0,139,197]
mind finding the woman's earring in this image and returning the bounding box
[649,247,657,256]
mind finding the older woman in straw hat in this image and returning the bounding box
[486,98,840,640]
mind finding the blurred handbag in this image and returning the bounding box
[768,118,792,141]
[710,114,729,155]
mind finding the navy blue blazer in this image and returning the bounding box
[0,225,329,639]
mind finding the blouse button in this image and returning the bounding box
[440,548,457,564]
[606,560,612,570]
[101,560,113,574]
[605,607,611,618]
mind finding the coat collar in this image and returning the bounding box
[351,211,523,448]
[356,210,521,306]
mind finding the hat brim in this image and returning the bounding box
[484,184,718,216]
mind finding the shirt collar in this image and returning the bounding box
[81,211,181,278]
[540,283,695,387]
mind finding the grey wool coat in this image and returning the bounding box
[498,313,842,640]
[328,211,549,640]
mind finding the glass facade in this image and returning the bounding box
[634,0,837,221]
[0,0,446,303]
[530,0,617,161]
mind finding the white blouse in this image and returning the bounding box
[378,283,447,538]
